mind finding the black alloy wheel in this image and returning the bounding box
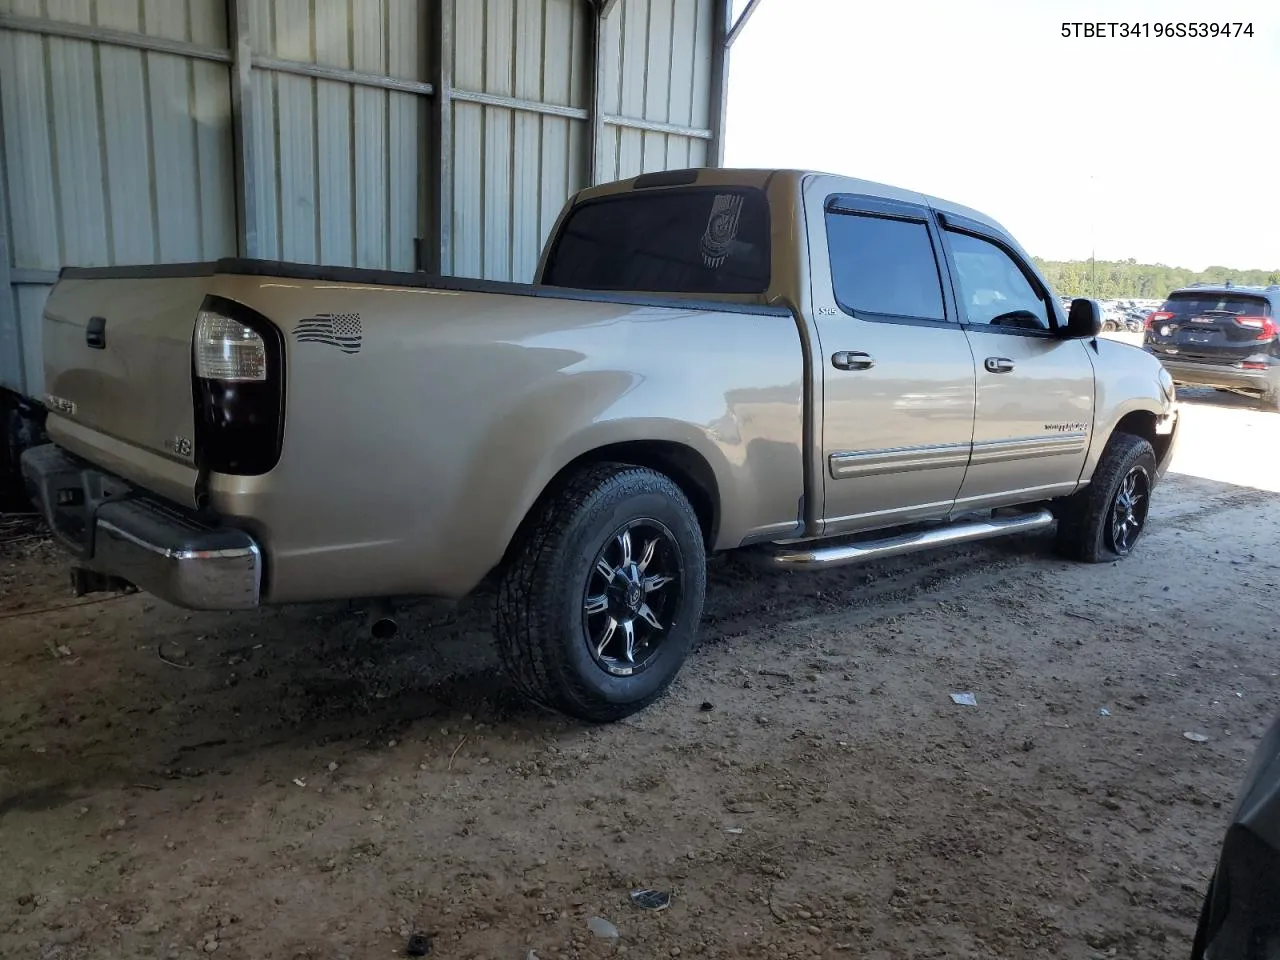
[582,519,685,677]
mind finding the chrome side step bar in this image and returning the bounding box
[759,508,1055,570]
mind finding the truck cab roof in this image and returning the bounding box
[576,166,1014,246]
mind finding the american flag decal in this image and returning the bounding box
[294,312,362,354]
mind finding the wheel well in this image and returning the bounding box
[563,441,721,548]
[1113,410,1171,466]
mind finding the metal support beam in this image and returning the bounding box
[452,89,586,121]
[707,0,733,167]
[587,3,608,185]
[0,13,231,63]
[228,0,258,258]
[251,56,435,97]
[430,0,456,275]
[726,0,765,48]
[603,115,711,140]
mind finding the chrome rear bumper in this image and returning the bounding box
[20,444,261,610]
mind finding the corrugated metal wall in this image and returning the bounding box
[248,0,429,270]
[597,0,714,182]
[0,0,727,398]
[443,0,716,281]
[0,0,237,397]
[449,0,590,282]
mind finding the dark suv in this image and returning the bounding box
[1144,284,1280,410]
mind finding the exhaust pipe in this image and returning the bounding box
[365,599,398,640]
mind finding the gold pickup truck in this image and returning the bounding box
[22,168,1178,721]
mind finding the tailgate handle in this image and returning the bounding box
[86,316,106,349]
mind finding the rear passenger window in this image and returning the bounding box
[825,211,947,321]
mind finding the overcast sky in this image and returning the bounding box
[724,0,1280,271]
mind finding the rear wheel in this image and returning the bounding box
[494,463,707,722]
[1055,432,1156,563]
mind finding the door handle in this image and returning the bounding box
[984,356,1014,373]
[86,316,106,350]
[832,351,875,371]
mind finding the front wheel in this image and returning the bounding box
[494,463,707,722]
[1055,432,1157,563]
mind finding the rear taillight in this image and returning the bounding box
[1146,310,1174,331]
[1241,361,1268,370]
[196,311,268,381]
[1234,316,1277,340]
[192,296,285,476]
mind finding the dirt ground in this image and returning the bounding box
[3,383,1279,960]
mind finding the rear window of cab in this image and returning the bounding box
[542,187,771,295]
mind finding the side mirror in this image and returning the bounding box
[1062,298,1103,339]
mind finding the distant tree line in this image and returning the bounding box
[1032,257,1280,300]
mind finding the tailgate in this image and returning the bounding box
[41,271,210,507]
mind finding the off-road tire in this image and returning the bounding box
[494,463,707,722]
[1055,431,1157,563]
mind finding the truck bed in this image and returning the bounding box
[35,257,808,603]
